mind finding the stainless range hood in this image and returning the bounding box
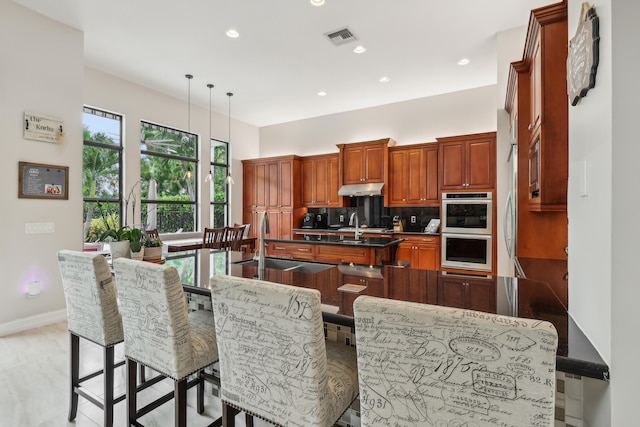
[337,182,384,197]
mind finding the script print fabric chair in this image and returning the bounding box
[353,295,558,427]
[113,258,220,427]
[210,275,359,427]
[57,250,125,427]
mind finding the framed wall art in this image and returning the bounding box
[18,161,69,200]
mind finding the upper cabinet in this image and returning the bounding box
[338,138,395,185]
[437,132,496,192]
[509,2,568,212]
[301,153,343,207]
[387,143,439,207]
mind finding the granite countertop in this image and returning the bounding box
[293,227,440,237]
[268,234,404,248]
[185,250,609,381]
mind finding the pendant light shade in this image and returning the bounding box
[226,92,235,185]
[205,83,215,183]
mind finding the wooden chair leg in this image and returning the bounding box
[126,359,137,427]
[222,402,237,427]
[175,378,187,427]
[68,333,79,422]
[245,413,254,427]
[103,346,115,427]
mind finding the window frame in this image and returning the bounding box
[209,138,231,228]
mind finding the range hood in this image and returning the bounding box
[337,182,384,197]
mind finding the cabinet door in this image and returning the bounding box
[278,160,294,209]
[313,157,329,206]
[437,278,467,309]
[301,159,315,206]
[267,161,279,208]
[529,34,542,134]
[396,241,415,266]
[363,144,384,182]
[439,141,466,190]
[388,150,407,205]
[466,278,496,312]
[343,146,364,184]
[416,244,440,270]
[406,148,426,204]
[255,162,268,208]
[326,155,341,206]
[425,146,439,204]
[278,210,294,240]
[467,139,495,189]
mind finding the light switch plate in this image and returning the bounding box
[411,215,417,224]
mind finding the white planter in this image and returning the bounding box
[109,240,130,259]
[130,247,144,261]
[143,246,163,260]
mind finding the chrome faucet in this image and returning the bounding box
[349,212,360,240]
[256,212,270,272]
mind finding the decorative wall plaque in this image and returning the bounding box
[567,3,600,106]
[24,111,64,144]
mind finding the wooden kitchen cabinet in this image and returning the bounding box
[437,275,496,313]
[301,153,342,207]
[267,241,315,260]
[511,2,567,212]
[395,234,440,270]
[437,132,496,191]
[338,138,395,185]
[243,155,303,241]
[387,143,439,207]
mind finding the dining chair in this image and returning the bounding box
[224,225,245,251]
[56,250,125,427]
[353,295,559,427]
[113,258,221,427]
[210,274,359,427]
[145,228,159,239]
[203,227,226,249]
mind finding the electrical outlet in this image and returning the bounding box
[339,214,344,223]
[411,215,417,224]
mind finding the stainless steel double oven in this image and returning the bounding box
[441,192,492,272]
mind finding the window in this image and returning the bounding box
[140,121,198,233]
[82,107,123,242]
[209,139,230,228]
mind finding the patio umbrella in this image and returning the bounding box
[146,178,157,230]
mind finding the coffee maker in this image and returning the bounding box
[302,213,316,228]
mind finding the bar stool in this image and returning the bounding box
[56,250,125,427]
[113,258,221,427]
[210,274,359,427]
[353,295,559,427]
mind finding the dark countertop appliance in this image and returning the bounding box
[302,212,328,229]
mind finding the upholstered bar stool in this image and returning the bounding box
[57,250,125,427]
[210,275,359,427]
[113,258,221,427]
[353,295,559,427]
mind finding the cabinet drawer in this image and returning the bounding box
[267,242,315,260]
[314,244,370,265]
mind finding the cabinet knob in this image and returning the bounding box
[528,124,534,130]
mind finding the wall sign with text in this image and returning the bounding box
[23,111,65,144]
[567,3,600,106]
[18,161,69,200]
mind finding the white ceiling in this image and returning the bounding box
[14,0,552,127]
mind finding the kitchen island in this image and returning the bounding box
[264,234,404,266]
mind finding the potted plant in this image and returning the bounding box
[143,235,164,261]
[124,228,144,260]
[100,226,131,259]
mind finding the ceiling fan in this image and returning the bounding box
[140,131,179,153]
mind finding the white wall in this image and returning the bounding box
[84,68,260,234]
[0,1,84,333]
[259,85,497,156]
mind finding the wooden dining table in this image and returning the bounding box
[167,237,256,253]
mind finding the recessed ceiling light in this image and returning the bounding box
[317,91,327,96]
[379,76,390,83]
[353,45,366,54]
[457,58,470,65]
[310,0,325,5]
[226,29,239,38]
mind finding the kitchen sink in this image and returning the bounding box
[236,258,334,274]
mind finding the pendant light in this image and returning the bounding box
[205,83,215,183]
[226,92,235,185]
[184,74,193,180]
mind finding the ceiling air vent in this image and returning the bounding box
[325,27,358,46]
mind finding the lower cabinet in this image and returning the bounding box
[267,241,315,260]
[396,235,440,270]
[437,275,496,313]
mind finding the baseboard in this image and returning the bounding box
[0,309,67,337]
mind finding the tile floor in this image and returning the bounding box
[0,321,265,427]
